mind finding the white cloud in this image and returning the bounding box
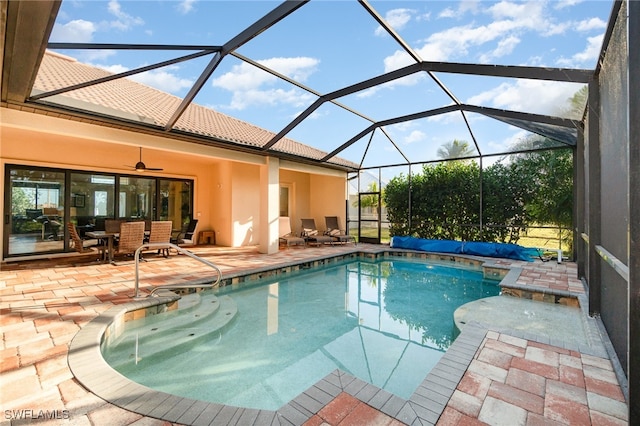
[93,63,194,95]
[50,20,96,42]
[576,17,607,32]
[545,21,572,36]
[132,69,194,94]
[213,57,318,91]
[438,8,456,19]
[438,0,480,19]
[260,57,319,82]
[49,1,144,42]
[97,63,129,74]
[479,35,520,63]
[84,50,117,62]
[416,12,432,22]
[467,79,580,116]
[106,0,144,31]
[554,0,583,10]
[404,130,427,144]
[459,0,481,15]
[389,121,418,132]
[356,86,381,99]
[375,8,415,36]
[572,34,604,63]
[427,109,463,124]
[383,49,417,71]
[177,0,197,15]
[211,57,318,110]
[487,1,543,22]
[213,63,275,92]
[306,109,329,120]
[225,88,312,111]
[386,1,574,66]
[557,34,603,66]
[416,24,502,62]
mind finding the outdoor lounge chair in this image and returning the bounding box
[324,216,356,245]
[171,219,198,247]
[279,216,305,248]
[300,218,334,246]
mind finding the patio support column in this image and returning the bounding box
[575,129,585,277]
[259,156,280,254]
[587,78,601,317]
[628,0,639,419]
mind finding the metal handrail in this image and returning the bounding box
[134,242,222,298]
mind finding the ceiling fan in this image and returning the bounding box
[127,147,163,171]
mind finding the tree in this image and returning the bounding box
[564,85,588,118]
[383,161,532,243]
[510,143,573,248]
[437,139,475,160]
[11,187,34,215]
[359,181,379,209]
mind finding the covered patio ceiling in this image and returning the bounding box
[1,0,616,172]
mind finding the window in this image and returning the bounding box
[280,185,289,217]
[4,165,193,259]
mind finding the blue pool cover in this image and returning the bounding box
[390,236,537,262]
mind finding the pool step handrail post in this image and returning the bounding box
[134,242,222,298]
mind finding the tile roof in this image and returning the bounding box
[33,50,357,169]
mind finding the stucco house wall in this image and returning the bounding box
[231,162,261,247]
[1,108,349,258]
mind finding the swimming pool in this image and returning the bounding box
[102,257,500,411]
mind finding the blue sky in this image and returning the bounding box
[49,0,613,171]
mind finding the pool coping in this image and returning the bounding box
[67,249,597,425]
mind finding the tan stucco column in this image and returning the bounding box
[259,157,280,254]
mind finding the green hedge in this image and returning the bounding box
[383,149,573,244]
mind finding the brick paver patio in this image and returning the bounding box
[0,245,628,425]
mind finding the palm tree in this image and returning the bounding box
[437,139,475,160]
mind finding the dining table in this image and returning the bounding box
[85,229,151,264]
[85,230,118,264]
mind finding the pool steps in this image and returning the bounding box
[104,293,238,370]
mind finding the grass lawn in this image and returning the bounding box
[517,226,570,253]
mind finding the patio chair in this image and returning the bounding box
[146,220,173,257]
[67,222,103,258]
[171,219,198,247]
[300,218,334,246]
[279,216,305,248]
[105,218,124,246]
[324,216,356,245]
[41,217,62,240]
[116,221,145,261]
[105,219,124,233]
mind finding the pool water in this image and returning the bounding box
[102,258,500,410]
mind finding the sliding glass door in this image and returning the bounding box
[5,167,66,255]
[4,164,194,259]
[118,176,155,223]
[69,172,115,237]
[159,180,192,231]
